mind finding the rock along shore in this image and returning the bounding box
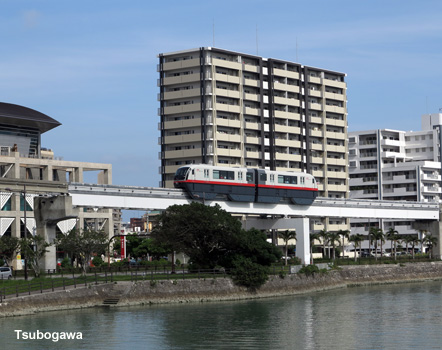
[2,261,442,318]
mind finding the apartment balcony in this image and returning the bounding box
[214,73,240,84]
[244,93,260,102]
[215,103,241,114]
[275,153,302,161]
[245,151,261,159]
[308,90,322,98]
[325,131,346,140]
[310,129,323,137]
[274,124,301,134]
[325,145,346,153]
[163,103,200,115]
[313,222,325,231]
[324,91,345,101]
[274,96,300,107]
[243,64,259,73]
[308,76,321,84]
[244,107,261,116]
[163,73,200,85]
[325,118,346,128]
[164,148,201,159]
[274,110,301,121]
[328,223,349,231]
[310,143,323,151]
[383,175,415,184]
[217,148,242,157]
[163,88,201,100]
[244,122,260,130]
[327,171,348,179]
[422,186,441,194]
[310,116,323,124]
[162,58,200,71]
[216,133,241,143]
[273,68,300,80]
[163,118,201,129]
[216,118,241,128]
[383,187,417,195]
[326,184,348,192]
[309,102,323,111]
[349,189,378,199]
[324,79,346,89]
[212,58,242,70]
[245,136,261,144]
[380,139,401,147]
[164,164,182,174]
[325,105,346,114]
[422,173,441,181]
[326,158,346,166]
[164,133,202,144]
[244,78,260,87]
[215,88,241,99]
[274,82,300,93]
[310,156,324,164]
[312,170,325,178]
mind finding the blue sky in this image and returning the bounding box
[1,0,442,188]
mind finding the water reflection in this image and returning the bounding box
[1,281,442,349]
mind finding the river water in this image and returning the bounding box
[1,281,442,350]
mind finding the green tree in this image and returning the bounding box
[402,235,414,256]
[319,229,329,259]
[348,234,363,262]
[386,227,398,258]
[0,235,20,267]
[370,227,385,260]
[409,235,420,259]
[56,229,108,274]
[338,229,350,259]
[152,203,243,269]
[278,230,296,266]
[152,203,280,288]
[423,234,438,259]
[19,235,51,277]
[309,232,321,265]
[328,232,341,260]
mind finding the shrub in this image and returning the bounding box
[92,256,105,267]
[60,257,70,268]
[298,265,319,276]
[230,256,269,289]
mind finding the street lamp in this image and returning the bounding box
[5,185,28,280]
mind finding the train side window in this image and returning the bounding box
[246,172,254,182]
[301,177,305,184]
[260,173,267,182]
[278,175,284,184]
[238,172,243,181]
[213,170,234,180]
[270,174,274,183]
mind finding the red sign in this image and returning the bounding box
[121,236,126,259]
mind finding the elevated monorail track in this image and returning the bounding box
[68,183,440,220]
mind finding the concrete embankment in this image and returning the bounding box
[2,261,442,317]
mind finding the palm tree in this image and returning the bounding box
[278,230,296,266]
[328,232,341,260]
[369,227,385,261]
[402,235,414,256]
[348,234,363,262]
[423,234,438,259]
[410,235,420,259]
[386,227,398,259]
[319,229,329,259]
[309,232,321,265]
[338,229,350,259]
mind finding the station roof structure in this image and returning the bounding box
[0,102,61,133]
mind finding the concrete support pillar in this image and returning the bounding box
[243,216,311,265]
[34,195,77,270]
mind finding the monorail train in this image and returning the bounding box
[174,164,318,205]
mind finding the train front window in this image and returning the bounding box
[174,167,190,180]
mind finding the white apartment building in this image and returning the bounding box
[349,113,442,240]
[158,47,349,233]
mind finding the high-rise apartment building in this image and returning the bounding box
[157,48,349,217]
[349,113,442,238]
